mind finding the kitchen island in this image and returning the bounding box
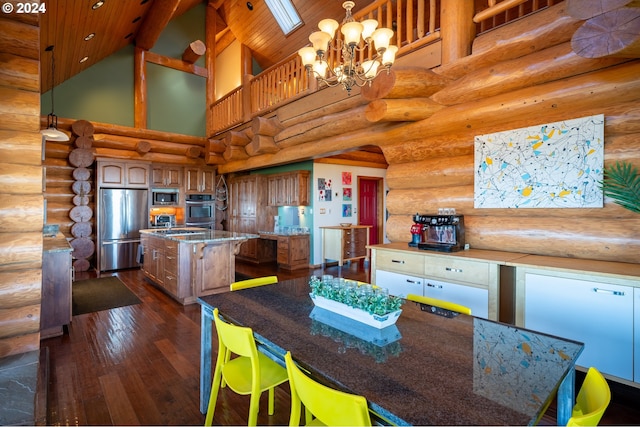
[140,228,258,304]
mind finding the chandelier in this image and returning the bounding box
[298,1,397,94]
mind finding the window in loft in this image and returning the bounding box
[264,0,302,35]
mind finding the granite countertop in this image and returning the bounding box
[199,281,583,426]
[43,234,72,253]
[259,230,310,237]
[140,228,258,243]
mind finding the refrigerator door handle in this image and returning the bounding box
[102,239,141,245]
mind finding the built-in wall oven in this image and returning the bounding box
[186,194,215,228]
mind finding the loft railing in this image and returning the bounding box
[210,0,556,135]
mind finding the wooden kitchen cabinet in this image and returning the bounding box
[321,225,371,266]
[97,159,150,188]
[267,170,310,206]
[185,167,215,193]
[228,174,275,263]
[141,234,164,285]
[41,236,73,339]
[276,234,310,270]
[152,164,183,188]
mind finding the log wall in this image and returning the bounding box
[0,14,43,358]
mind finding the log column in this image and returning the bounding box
[440,0,475,64]
[68,120,96,272]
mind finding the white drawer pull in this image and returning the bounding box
[391,259,405,264]
[445,267,463,273]
[426,282,443,289]
[593,287,625,296]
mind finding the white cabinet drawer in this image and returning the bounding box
[423,278,489,319]
[424,258,489,286]
[525,273,633,381]
[375,270,423,298]
[376,251,425,276]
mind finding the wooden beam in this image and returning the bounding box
[144,51,208,77]
[135,0,181,50]
[571,7,640,58]
[134,47,147,129]
[182,40,206,64]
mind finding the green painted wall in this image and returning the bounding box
[41,3,207,137]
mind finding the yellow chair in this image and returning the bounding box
[566,367,611,426]
[230,275,278,291]
[406,293,472,315]
[204,308,288,426]
[285,351,372,426]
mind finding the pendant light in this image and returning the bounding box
[40,45,69,142]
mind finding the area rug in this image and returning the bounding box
[72,276,141,316]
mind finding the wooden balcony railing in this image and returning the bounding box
[210,0,556,136]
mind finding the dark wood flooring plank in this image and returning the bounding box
[99,372,140,425]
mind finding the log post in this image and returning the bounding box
[571,7,640,58]
[566,0,640,19]
[252,116,283,136]
[245,135,280,156]
[365,98,445,122]
[440,0,475,64]
[182,40,206,63]
[361,67,451,100]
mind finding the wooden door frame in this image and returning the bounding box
[357,176,384,245]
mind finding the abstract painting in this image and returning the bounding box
[474,114,604,208]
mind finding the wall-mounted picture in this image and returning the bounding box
[474,114,604,208]
[317,178,332,201]
[342,171,352,185]
[343,187,352,201]
[342,204,352,217]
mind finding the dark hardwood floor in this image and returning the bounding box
[42,261,640,425]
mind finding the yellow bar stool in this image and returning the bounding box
[285,351,372,426]
[406,293,472,315]
[566,367,611,426]
[204,308,289,426]
[230,276,278,291]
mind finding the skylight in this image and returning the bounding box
[264,0,303,35]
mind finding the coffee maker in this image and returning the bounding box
[409,213,465,252]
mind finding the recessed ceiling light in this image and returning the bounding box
[92,1,104,10]
[84,33,95,41]
[79,56,89,63]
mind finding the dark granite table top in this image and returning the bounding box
[198,280,583,425]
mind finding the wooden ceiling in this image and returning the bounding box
[40,0,352,94]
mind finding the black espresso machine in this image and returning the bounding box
[409,213,465,252]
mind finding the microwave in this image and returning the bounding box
[152,188,180,206]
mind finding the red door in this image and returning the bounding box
[358,178,380,245]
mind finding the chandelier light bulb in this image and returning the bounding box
[371,27,394,53]
[382,45,398,66]
[341,21,364,47]
[360,19,378,41]
[361,60,380,79]
[318,18,339,40]
[313,60,329,78]
[298,46,316,67]
[309,31,332,55]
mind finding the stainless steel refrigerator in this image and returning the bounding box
[99,188,148,271]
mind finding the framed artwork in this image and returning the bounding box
[343,187,352,201]
[474,114,604,208]
[342,172,352,185]
[342,204,352,217]
[317,178,332,201]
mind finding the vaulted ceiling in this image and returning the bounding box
[40,0,351,94]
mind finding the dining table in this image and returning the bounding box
[197,278,584,425]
